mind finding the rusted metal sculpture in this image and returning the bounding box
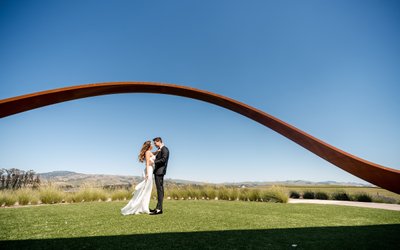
[0,82,399,194]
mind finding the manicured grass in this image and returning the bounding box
[1,200,399,249]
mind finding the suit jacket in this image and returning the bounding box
[153,146,169,175]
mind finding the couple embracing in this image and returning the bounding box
[121,137,170,216]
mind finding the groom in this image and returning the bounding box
[150,137,170,215]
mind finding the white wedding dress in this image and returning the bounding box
[121,155,155,215]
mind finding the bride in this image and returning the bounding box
[121,140,156,215]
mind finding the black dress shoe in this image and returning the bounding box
[150,209,163,215]
[149,208,156,213]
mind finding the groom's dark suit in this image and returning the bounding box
[153,145,169,210]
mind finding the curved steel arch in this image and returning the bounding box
[0,82,399,194]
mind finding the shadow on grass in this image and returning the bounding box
[1,224,399,250]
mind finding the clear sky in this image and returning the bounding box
[0,0,399,184]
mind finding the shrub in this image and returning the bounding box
[39,186,63,204]
[332,191,350,201]
[248,189,261,201]
[198,186,208,199]
[217,186,230,200]
[0,190,17,206]
[63,192,76,203]
[352,193,372,202]
[238,188,249,201]
[186,186,201,199]
[15,188,39,205]
[259,186,288,203]
[17,190,30,205]
[289,191,300,198]
[315,191,329,200]
[204,185,217,199]
[179,188,190,199]
[74,187,108,202]
[179,187,186,199]
[69,192,82,202]
[0,191,6,206]
[166,187,180,200]
[110,188,131,201]
[372,195,397,204]
[228,188,239,201]
[303,191,315,199]
[29,193,40,205]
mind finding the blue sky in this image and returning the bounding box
[0,0,399,184]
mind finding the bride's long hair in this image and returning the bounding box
[138,140,152,163]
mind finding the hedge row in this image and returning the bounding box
[0,185,289,207]
[289,190,398,204]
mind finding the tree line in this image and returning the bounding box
[0,168,40,190]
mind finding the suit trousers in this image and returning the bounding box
[154,174,164,210]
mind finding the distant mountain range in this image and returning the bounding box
[39,171,142,188]
[38,171,373,188]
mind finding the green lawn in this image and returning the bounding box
[1,200,399,249]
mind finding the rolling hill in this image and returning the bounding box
[38,171,372,188]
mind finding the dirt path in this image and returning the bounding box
[289,198,400,211]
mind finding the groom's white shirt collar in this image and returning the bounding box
[159,144,164,149]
